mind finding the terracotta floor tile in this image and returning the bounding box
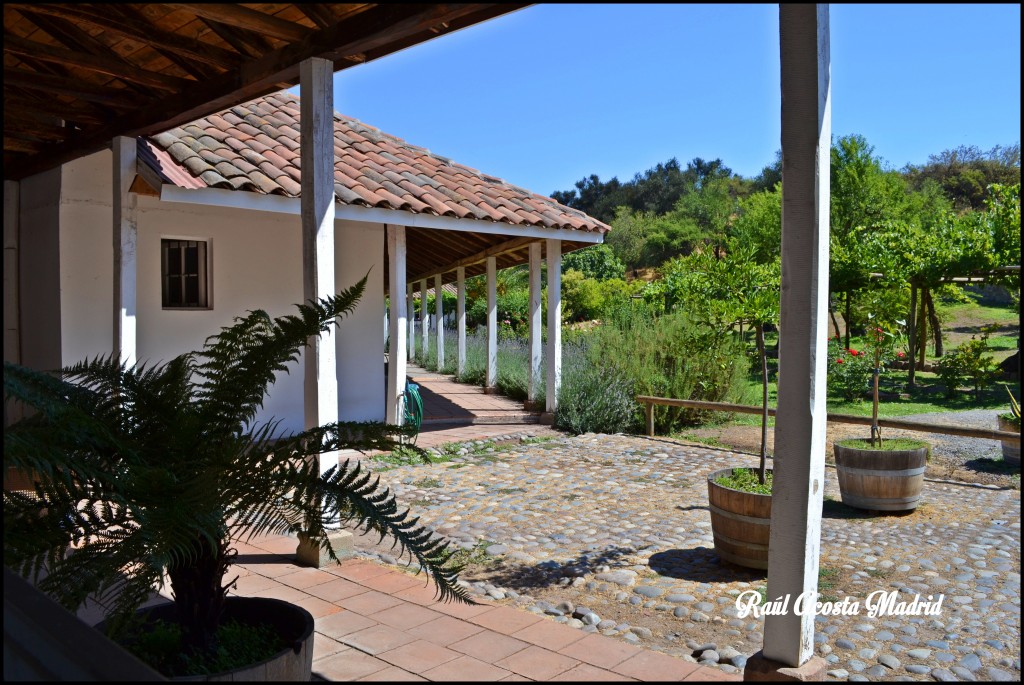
[420,654,513,681]
[511,617,587,651]
[357,665,427,681]
[249,534,298,556]
[391,581,444,606]
[341,623,418,655]
[291,594,343,619]
[449,630,530,662]
[376,639,461,671]
[338,589,406,615]
[358,570,425,594]
[551,662,638,681]
[236,559,303,578]
[373,602,445,630]
[276,566,337,590]
[494,644,579,680]
[250,583,310,604]
[498,675,530,682]
[229,572,277,596]
[330,559,393,582]
[557,632,646,669]
[431,599,495,620]
[611,650,701,681]
[313,647,389,680]
[305,577,369,602]
[683,666,743,681]
[315,609,379,640]
[406,615,484,646]
[467,605,543,635]
[313,633,348,661]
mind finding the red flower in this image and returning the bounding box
[836,358,845,364]
[897,351,906,358]
[848,349,859,356]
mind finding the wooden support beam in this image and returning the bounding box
[3,69,139,108]
[546,239,561,414]
[299,56,337,466]
[3,34,192,91]
[457,266,466,377]
[166,4,314,43]
[407,283,416,363]
[408,236,534,284]
[112,136,138,368]
[528,242,542,402]
[386,225,407,425]
[7,4,244,69]
[486,256,497,389]
[420,279,429,358]
[434,273,445,371]
[763,4,831,670]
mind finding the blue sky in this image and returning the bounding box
[291,4,1021,198]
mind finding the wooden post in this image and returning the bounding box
[907,283,917,389]
[386,225,407,425]
[759,3,831,673]
[299,57,337,475]
[112,135,138,369]
[546,239,562,414]
[434,274,445,371]
[420,279,428,358]
[457,266,466,377]
[528,242,543,403]
[4,181,22,426]
[486,256,497,390]
[645,402,655,437]
[407,283,415,363]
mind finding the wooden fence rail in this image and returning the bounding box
[636,396,1021,447]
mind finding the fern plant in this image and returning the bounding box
[3,275,469,661]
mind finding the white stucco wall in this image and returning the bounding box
[54,150,387,436]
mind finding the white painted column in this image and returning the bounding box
[300,57,338,475]
[112,136,137,369]
[486,256,497,389]
[386,225,407,425]
[763,4,831,669]
[456,266,466,376]
[4,181,21,427]
[420,279,429,358]
[545,239,562,413]
[407,283,415,362]
[528,242,543,403]
[434,273,445,371]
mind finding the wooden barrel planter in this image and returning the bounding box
[97,597,314,681]
[997,415,1020,466]
[833,439,929,512]
[707,467,772,570]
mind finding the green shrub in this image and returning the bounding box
[826,337,874,400]
[935,332,998,400]
[555,339,637,434]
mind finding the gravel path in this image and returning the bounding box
[348,425,1020,681]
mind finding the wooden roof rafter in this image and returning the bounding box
[4,3,528,181]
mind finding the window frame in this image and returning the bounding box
[160,237,213,310]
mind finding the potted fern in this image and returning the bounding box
[832,315,931,512]
[997,389,1020,465]
[3,275,469,680]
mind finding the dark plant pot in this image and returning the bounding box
[833,440,929,512]
[997,415,1020,466]
[707,467,772,570]
[97,597,314,681]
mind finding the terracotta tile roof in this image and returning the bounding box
[141,91,609,234]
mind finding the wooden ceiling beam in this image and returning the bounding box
[5,97,108,127]
[198,19,274,59]
[165,4,315,43]
[107,4,222,81]
[7,3,244,69]
[3,34,192,91]
[3,69,141,108]
[408,236,536,283]
[4,137,45,154]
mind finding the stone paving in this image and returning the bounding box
[355,430,1022,682]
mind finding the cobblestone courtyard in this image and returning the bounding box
[355,431,1021,682]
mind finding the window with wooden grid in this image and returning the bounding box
[161,239,209,308]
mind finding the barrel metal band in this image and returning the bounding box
[712,530,769,551]
[836,466,925,478]
[709,503,771,526]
